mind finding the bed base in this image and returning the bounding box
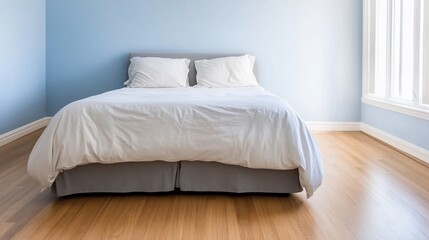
[53,161,302,196]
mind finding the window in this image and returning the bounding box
[363,0,429,120]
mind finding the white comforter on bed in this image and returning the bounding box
[28,87,323,197]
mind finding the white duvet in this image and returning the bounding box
[28,87,323,197]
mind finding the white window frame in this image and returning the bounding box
[362,0,429,120]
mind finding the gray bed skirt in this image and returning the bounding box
[53,161,302,196]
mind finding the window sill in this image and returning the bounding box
[362,96,429,121]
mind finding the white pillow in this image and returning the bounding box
[194,54,258,88]
[125,57,190,88]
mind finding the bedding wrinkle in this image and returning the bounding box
[27,87,323,197]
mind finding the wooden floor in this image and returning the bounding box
[0,130,428,240]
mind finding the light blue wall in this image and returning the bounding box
[6,0,427,152]
[362,104,429,150]
[46,0,363,121]
[0,0,46,134]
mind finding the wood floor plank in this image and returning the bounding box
[0,130,428,239]
[0,223,14,239]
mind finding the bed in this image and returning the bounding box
[28,53,323,198]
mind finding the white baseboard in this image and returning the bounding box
[305,121,428,164]
[306,122,361,132]
[0,117,51,147]
[361,123,429,165]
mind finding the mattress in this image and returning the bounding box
[28,87,323,197]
